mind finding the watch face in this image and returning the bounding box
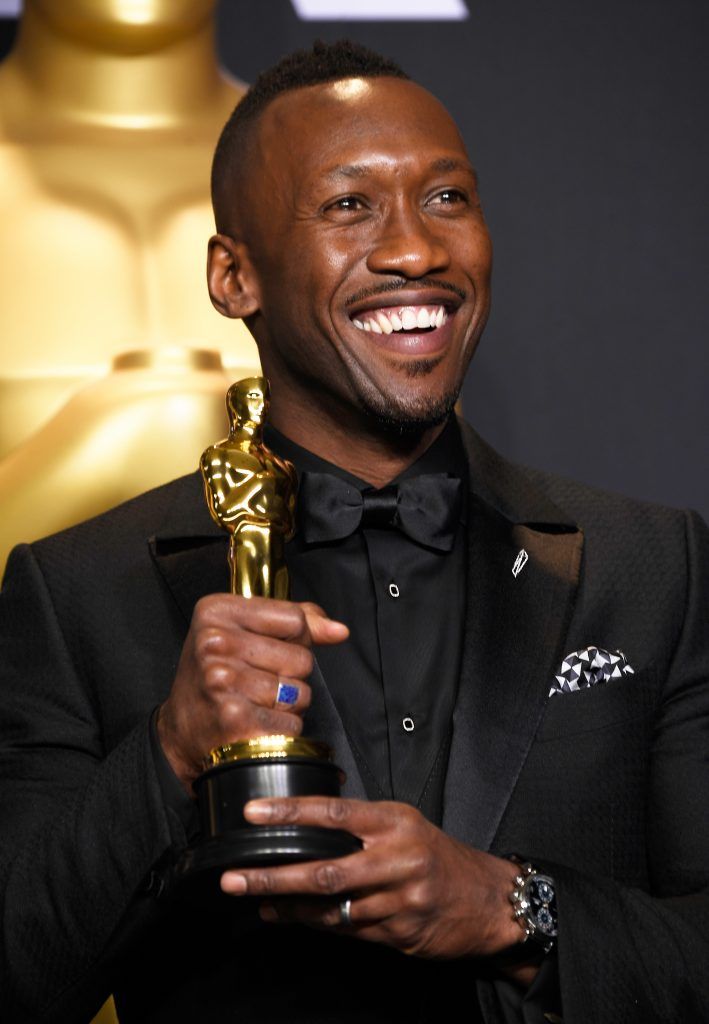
[524,873,558,937]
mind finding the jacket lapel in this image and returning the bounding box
[148,472,228,626]
[302,663,367,800]
[442,426,584,849]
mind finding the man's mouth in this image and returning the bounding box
[351,304,449,335]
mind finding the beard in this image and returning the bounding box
[354,356,462,438]
[368,391,459,436]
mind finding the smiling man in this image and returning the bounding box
[207,64,491,462]
[1,40,709,1024]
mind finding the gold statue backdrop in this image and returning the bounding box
[0,0,259,573]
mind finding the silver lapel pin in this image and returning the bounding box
[512,548,529,578]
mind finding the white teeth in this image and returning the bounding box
[376,312,393,335]
[352,305,448,333]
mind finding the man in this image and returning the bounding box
[1,40,708,1024]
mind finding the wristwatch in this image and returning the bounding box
[509,859,558,954]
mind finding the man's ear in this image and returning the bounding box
[207,234,261,319]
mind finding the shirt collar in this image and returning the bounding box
[150,418,577,544]
[264,415,469,492]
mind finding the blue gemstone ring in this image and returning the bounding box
[275,681,300,707]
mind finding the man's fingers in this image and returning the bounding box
[221,704,306,742]
[220,854,356,898]
[194,594,310,641]
[194,595,347,648]
[168,597,346,783]
[219,595,347,645]
[221,844,406,900]
[256,894,416,955]
[219,798,429,898]
[218,632,315,679]
[243,795,405,836]
[227,672,311,713]
[259,891,397,930]
[299,602,349,646]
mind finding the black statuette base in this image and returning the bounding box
[179,825,361,875]
[177,754,361,886]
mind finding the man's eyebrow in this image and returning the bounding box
[321,157,478,183]
[323,163,371,181]
[429,157,479,182]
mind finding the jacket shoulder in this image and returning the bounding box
[27,472,208,573]
[524,463,690,532]
[459,418,695,537]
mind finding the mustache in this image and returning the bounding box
[344,276,466,308]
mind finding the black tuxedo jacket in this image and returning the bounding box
[1,423,708,1024]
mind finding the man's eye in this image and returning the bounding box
[429,189,467,206]
[327,196,364,212]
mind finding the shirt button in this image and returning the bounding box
[388,582,400,598]
[402,716,415,732]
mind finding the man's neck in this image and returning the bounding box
[268,405,448,489]
[1,2,233,137]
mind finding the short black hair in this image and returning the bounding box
[211,39,409,231]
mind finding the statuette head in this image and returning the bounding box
[226,376,269,431]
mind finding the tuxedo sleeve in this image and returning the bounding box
[547,509,709,1022]
[0,544,189,1023]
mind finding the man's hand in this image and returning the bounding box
[221,797,525,961]
[157,596,348,791]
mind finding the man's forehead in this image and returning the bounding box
[262,76,458,141]
[254,76,468,175]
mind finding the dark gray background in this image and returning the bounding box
[2,1,707,517]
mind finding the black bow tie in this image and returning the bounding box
[296,471,463,552]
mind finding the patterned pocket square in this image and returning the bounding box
[549,645,634,697]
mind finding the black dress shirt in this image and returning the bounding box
[150,417,468,830]
[269,417,468,823]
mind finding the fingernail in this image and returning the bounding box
[244,800,272,822]
[220,872,248,894]
[259,903,278,922]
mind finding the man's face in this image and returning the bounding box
[222,76,492,436]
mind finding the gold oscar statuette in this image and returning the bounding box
[178,377,360,883]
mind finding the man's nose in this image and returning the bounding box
[366,206,450,278]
